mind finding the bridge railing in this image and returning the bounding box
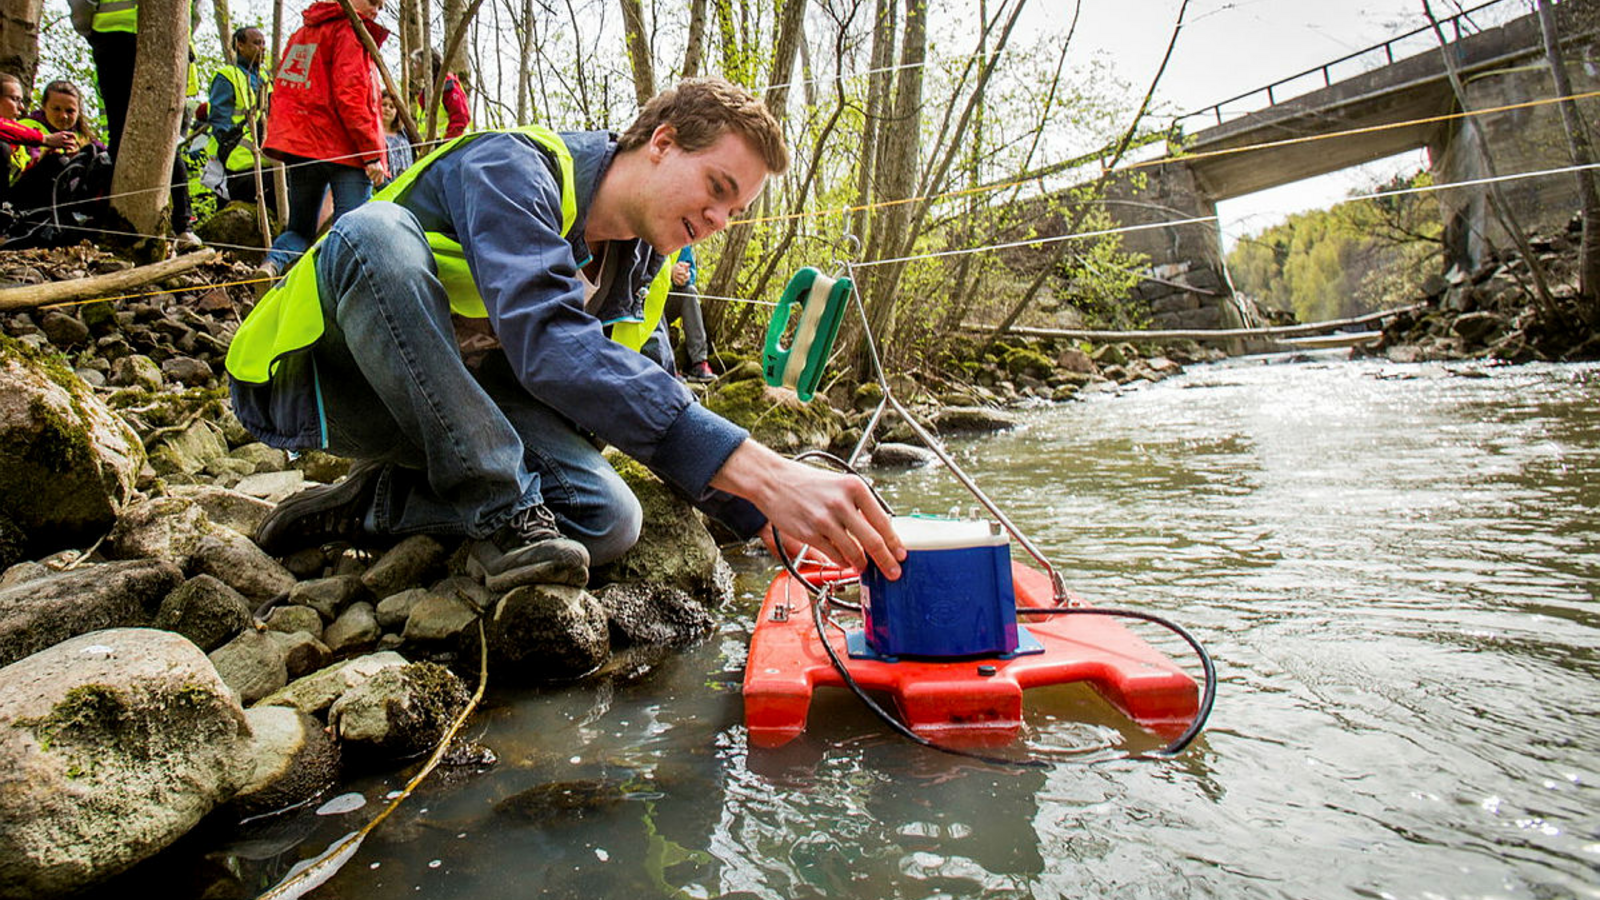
[1171,0,1547,133]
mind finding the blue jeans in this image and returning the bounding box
[310,201,643,564]
[264,156,373,272]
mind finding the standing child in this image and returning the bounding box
[377,91,413,189]
[0,74,77,215]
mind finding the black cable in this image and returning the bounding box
[765,451,1216,765]
[1014,606,1217,756]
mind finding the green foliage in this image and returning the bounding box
[1228,170,1443,322]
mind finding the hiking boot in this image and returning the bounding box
[685,360,715,383]
[255,461,383,556]
[251,259,280,300]
[466,504,590,592]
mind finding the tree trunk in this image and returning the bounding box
[682,0,709,79]
[0,0,44,96]
[855,0,926,368]
[443,0,472,94]
[212,0,234,63]
[618,0,655,107]
[517,0,533,121]
[109,0,188,258]
[1536,0,1600,323]
[851,0,896,242]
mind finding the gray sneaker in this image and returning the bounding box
[255,461,383,555]
[466,504,590,591]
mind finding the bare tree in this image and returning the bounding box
[0,0,44,94]
[109,0,189,259]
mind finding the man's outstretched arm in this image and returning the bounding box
[710,440,905,579]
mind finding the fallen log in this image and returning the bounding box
[968,303,1422,343]
[0,249,222,312]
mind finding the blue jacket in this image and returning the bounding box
[236,130,765,536]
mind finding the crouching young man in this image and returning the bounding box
[226,78,903,589]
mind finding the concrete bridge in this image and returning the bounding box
[1107,0,1600,331]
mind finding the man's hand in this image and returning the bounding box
[713,441,905,579]
[671,260,691,287]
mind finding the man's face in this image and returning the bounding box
[640,127,768,254]
[237,29,266,66]
[43,91,78,132]
[0,83,24,120]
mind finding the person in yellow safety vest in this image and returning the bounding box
[68,0,204,249]
[231,78,905,596]
[204,26,269,205]
[409,48,471,142]
[0,74,78,218]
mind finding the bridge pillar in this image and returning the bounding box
[1432,52,1600,272]
[1103,163,1254,332]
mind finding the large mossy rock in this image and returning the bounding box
[703,377,845,455]
[598,453,733,606]
[0,628,252,898]
[0,336,144,563]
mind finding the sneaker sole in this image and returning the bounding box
[255,464,381,555]
[467,554,589,592]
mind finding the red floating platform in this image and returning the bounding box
[742,562,1200,748]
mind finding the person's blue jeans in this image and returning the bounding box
[309,201,643,565]
[264,156,373,272]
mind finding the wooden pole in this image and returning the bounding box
[0,251,222,312]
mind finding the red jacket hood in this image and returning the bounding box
[301,1,390,42]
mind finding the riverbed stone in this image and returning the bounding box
[289,574,370,620]
[0,628,251,898]
[0,559,183,668]
[376,587,430,629]
[328,662,470,757]
[932,405,1018,434]
[166,484,276,537]
[190,531,297,601]
[264,604,323,639]
[267,630,332,680]
[231,705,339,819]
[487,585,609,680]
[208,628,288,705]
[868,442,937,468]
[153,574,253,652]
[595,582,714,648]
[107,354,163,391]
[324,601,380,654]
[0,339,144,558]
[231,469,306,504]
[361,535,448,599]
[148,419,229,477]
[402,593,481,643]
[257,651,410,717]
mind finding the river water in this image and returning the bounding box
[118,355,1600,899]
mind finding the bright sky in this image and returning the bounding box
[1042,0,1526,246]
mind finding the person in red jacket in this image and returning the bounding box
[255,0,389,287]
[410,48,471,142]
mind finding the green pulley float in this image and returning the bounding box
[762,267,852,402]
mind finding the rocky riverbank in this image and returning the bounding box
[0,238,1215,898]
[1363,218,1600,364]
